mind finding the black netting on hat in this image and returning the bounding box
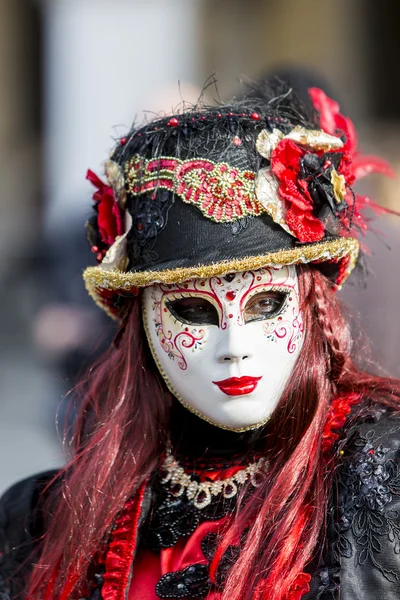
[112,79,319,271]
[112,79,316,170]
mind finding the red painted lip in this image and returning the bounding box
[212,376,262,396]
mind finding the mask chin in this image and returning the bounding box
[142,266,304,432]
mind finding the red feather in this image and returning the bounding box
[351,155,395,181]
[308,87,398,241]
[308,87,338,135]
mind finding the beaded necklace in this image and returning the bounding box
[160,449,269,510]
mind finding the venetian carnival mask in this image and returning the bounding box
[142,265,304,431]
[84,89,389,432]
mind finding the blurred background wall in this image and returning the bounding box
[0,0,399,494]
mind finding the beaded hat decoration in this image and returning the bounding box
[83,79,392,319]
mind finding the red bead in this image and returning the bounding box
[91,245,99,253]
[96,252,103,262]
[251,112,260,121]
[119,137,127,145]
[233,136,242,146]
[201,116,206,121]
[226,291,236,301]
[217,113,222,118]
[168,117,179,127]
[228,313,233,319]
[324,160,332,169]
[229,112,233,117]
[192,117,196,122]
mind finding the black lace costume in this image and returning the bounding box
[1,403,400,599]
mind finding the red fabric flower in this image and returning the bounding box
[309,87,395,237]
[87,169,123,247]
[284,572,311,600]
[271,138,325,243]
[270,88,394,244]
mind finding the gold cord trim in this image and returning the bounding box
[83,237,359,320]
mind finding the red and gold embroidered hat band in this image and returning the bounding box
[125,156,260,223]
[83,80,392,319]
[124,125,345,235]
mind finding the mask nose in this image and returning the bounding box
[216,328,253,363]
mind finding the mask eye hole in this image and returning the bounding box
[166,298,219,326]
[244,291,288,323]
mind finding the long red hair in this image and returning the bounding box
[27,267,400,600]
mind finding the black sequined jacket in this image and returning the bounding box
[1,406,400,600]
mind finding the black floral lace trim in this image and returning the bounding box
[312,565,340,600]
[335,426,400,583]
[156,564,210,599]
[145,474,242,551]
[222,216,252,236]
[126,189,174,268]
[155,531,245,599]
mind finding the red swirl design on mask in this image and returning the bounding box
[272,305,304,354]
[152,283,207,370]
[151,268,303,367]
[237,267,303,353]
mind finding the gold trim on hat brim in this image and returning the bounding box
[83,237,359,320]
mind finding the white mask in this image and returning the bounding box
[142,266,304,431]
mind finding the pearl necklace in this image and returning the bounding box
[160,451,269,510]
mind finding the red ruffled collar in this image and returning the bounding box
[101,483,147,600]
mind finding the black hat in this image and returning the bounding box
[83,80,390,319]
